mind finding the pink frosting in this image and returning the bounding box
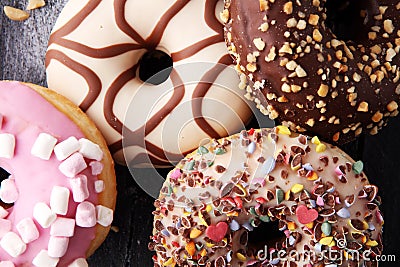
[0,81,98,266]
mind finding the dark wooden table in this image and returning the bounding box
[0,1,399,266]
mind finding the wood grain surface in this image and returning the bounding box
[0,1,399,266]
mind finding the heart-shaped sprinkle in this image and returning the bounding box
[206,222,228,242]
[296,205,318,224]
[352,160,364,174]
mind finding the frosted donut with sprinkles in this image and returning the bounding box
[45,0,252,167]
[150,126,383,267]
[224,0,400,143]
[0,81,116,266]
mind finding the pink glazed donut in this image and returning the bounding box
[0,81,116,266]
[46,0,253,167]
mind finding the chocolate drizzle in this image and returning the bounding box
[46,0,235,166]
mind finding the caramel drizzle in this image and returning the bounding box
[46,0,231,165]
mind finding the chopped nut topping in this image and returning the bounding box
[387,101,398,112]
[317,84,328,97]
[281,83,291,93]
[357,101,369,112]
[3,6,29,21]
[220,9,230,24]
[372,111,383,122]
[368,32,377,40]
[297,20,307,30]
[306,118,315,127]
[386,48,396,61]
[291,84,302,93]
[353,72,361,82]
[253,38,266,51]
[295,65,307,77]
[278,96,289,102]
[313,29,323,42]
[287,18,298,28]
[283,2,293,14]
[308,14,319,26]
[383,19,394,34]
[259,22,269,32]
[279,43,293,54]
[259,0,269,11]
[27,0,45,10]
[265,46,277,62]
[246,63,257,72]
[285,60,298,71]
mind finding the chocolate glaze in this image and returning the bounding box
[225,0,400,143]
[46,0,242,166]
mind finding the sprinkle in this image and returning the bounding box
[291,184,304,194]
[259,215,270,222]
[236,252,247,261]
[311,136,321,145]
[352,160,364,174]
[185,241,196,256]
[365,240,378,247]
[296,205,318,224]
[170,169,181,180]
[276,189,284,204]
[321,222,332,236]
[316,196,324,206]
[215,147,226,155]
[287,221,297,230]
[316,143,326,153]
[198,146,209,155]
[307,171,319,181]
[184,161,195,171]
[205,222,228,242]
[261,156,275,176]
[337,207,350,218]
[247,142,256,154]
[251,177,266,187]
[162,257,174,266]
[0,133,15,159]
[190,228,203,239]
[319,236,334,246]
[276,125,291,135]
[31,133,58,160]
[242,222,253,231]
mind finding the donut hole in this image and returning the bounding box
[325,0,378,42]
[0,167,13,209]
[246,220,286,256]
[138,50,173,85]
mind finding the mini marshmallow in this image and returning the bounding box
[59,152,87,178]
[48,236,69,258]
[0,206,8,219]
[30,133,58,160]
[32,250,59,267]
[0,178,19,204]
[50,217,75,237]
[54,136,80,161]
[75,201,96,228]
[0,133,15,159]
[50,186,70,215]
[79,138,103,161]
[68,258,88,267]
[89,161,103,175]
[69,175,89,202]
[94,180,104,193]
[33,202,57,228]
[16,218,39,243]
[0,232,26,257]
[0,261,15,267]
[0,219,11,238]
[96,205,113,227]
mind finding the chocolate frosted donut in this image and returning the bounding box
[224,0,400,143]
[46,0,252,167]
[150,126,383,267]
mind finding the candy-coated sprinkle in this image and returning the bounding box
[276,125,291,135]
[319,236,334,245]
[198,146,209,155]
[337,208,350,218]
[190,228,203,239]
[276,189,284,204]
[200,248,207,256]
[184,161,195,171]
[285,190,291,200]
[261,156,275,176]
[248,128,255,135]
[316,143,326,153]
[251,177,266,187]
[311,136,321,145]
[247,142,256,154]
[229,220,240,231]
[170,169,181,180]
[161,229,170,237]
[316,196,324,206]
[206,205,212,213]
[215,147,226,155]
[291,184,304,194]
[321,222,332,236]
[242,222,253,231]
[259,215,270,222]
[185,241,196,256]
[352,160,364,174]
[205,242,214,248]
[307,171,319,181]
[236,252,246,261]
[296,205,318,224]
[366,240,378,247]
[287,221,297,230]
[305,222,314,229]
[163,257,175,266]
[205,222,228,242]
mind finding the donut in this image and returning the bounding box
[149,126,383,266]
[0,81,116,266]
[223,0,400,144]
[45,0,253,167]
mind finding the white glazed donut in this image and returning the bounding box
[46,0,252,167]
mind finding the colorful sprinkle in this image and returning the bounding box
[205,222,228,242]
[319,236,334,246]
[229,220,240,231]
[247,142,256,154]
[215,147,226,155]
[276,189,284,204]
[236,252,246,261]
[276,125,291,135]
[198,146,209,155]
[315,143,326,153]
[337,207,351,218]
[170,169,181,180]
[190,228,203,239]
[321,222,332,236]
[291,184,304,194]
[352,160,364,174]
[185,241,196,256]
[296,205,318,224]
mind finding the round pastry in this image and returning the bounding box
[150,126,383,266]
[224,0,400,144]
[0,81,116,266]
[45,0,253,167]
